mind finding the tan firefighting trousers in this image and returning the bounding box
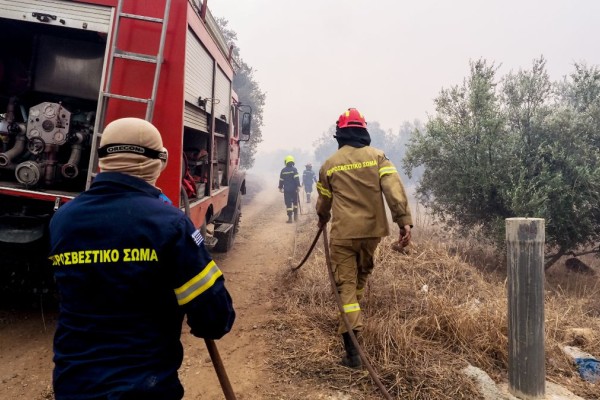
[330,237,381,334]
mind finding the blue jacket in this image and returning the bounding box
[302,169,317,188]
[48,172,235,400]
[278,164,300,192]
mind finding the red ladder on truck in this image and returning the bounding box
[86,0,171,189]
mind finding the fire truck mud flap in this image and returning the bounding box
[213,171,245,252]
[0,215,46,244]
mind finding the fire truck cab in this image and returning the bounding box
[0,0,250,294]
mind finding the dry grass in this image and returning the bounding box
[269,213,600,399]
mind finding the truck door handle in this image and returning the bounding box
[32,12,57,23]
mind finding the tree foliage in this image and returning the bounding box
[404,58,600,266]
[216,18,265,169]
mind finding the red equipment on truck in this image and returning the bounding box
[0,0,251,294]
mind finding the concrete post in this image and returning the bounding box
[506,218,545,399]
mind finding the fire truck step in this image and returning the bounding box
[114,50,158,64]
[214,223,234,234]
[120,13,164,23]
[204,236,219,249]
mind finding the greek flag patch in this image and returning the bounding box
[191,229,204,246]
[159,193,173,205]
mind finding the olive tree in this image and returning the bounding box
[404,58,600,268]
[404,60,511,235]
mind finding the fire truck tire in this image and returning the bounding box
[214,194,241,253]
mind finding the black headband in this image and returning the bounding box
[98,143,167,160]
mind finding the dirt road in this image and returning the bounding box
[0,180,320,399]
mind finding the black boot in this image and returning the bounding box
[341,332,361,369]
[286,214,293,223]
[306,193,310,203]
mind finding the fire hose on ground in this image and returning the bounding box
[291,225,394,400]
[291,227,322,271]
[181,187,237,400]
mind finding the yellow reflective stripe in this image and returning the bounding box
[279,178,284,181]
[294,174,299,178]
[379,166,397,177]
[174,260,222,305]
[343,303,361,313]
[316,182,332,198]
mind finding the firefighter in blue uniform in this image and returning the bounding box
[302,163,317,203]
[48,118,235,400]
[278,154,301,223]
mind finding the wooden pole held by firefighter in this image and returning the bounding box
[205,340,236,400]
[506,218,545,399]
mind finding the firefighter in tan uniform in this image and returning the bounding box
[316,108,412,369]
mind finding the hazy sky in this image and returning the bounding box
[208,0,600,154]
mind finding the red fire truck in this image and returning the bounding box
[0,0,251,293]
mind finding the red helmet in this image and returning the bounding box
[336,108,367,129]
